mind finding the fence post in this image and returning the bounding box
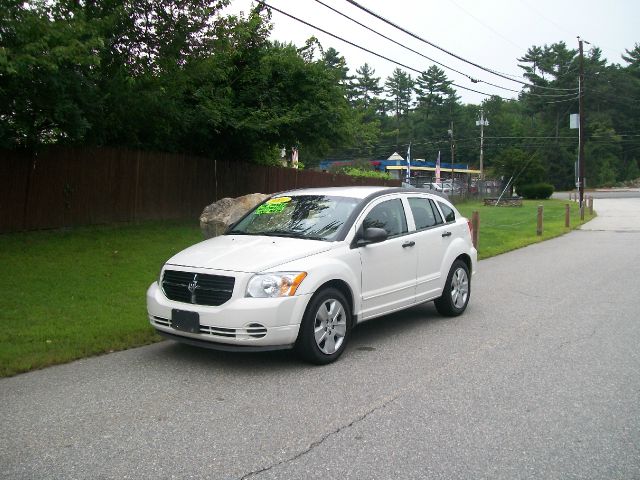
[471,211,479,249]
[565,204,570,228]
[537,205,543,236]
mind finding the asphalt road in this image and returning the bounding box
[2,196,640,479]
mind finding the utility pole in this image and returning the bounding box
[476,108,489,179]
[448,121,455,185]
[578,37,587,208]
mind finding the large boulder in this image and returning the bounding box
[200,193,269,239]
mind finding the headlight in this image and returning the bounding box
[246,272,307,298]
[158,264,165,286]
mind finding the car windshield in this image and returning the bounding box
[228,195,359,241]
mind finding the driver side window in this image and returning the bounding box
[362,199,408,238]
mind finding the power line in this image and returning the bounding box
[313,0,521,94]
[449,0,523,52]
[255,0,514,99]
[543,96,580,104]
[343,0,578,93]
[257,1,576,100]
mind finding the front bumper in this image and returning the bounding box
[155,330,295,352]
[146,282,310,348]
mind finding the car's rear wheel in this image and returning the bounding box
[295,288,351,365]
[434,260,470,317]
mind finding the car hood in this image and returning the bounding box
[165,234,335,273]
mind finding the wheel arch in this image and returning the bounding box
[455,253,472,273]
[313,279,357,327]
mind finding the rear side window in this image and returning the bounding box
[438,202,456,223]
[363,199,408,237]
[408,197,439,230]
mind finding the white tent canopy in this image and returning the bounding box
[387,152,404,161]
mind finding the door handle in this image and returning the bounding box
[402,241,415,248]
[441,231,452,237]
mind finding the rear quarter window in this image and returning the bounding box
[438,202,456,223]
[408,197,441,230]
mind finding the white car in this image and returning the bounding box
[147,186,477,364]
[426,182,455,193]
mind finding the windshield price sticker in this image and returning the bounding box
[255,197,291,215]
[267,197,291,204]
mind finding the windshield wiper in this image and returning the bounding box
[261,230,329,241]
[229,229,326,240]
[260,230,304,238]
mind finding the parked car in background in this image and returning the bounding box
[403,182,449,199]
[147,186,477,364]
[425,182,455,193]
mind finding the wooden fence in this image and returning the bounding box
[0,147,400,233]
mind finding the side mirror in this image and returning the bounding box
[357,227,388,247]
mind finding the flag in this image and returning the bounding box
[405,143,411,183]
[436,150,441,184]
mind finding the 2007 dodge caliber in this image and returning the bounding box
[147,186,477,364]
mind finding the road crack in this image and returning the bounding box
[556,327,597,349]
[239,393,400,479]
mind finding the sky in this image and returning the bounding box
[224,0,639,104]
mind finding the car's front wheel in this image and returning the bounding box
[434,259,470,317]
[295,288,351,365]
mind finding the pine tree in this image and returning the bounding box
[385,68,414,118]
[414,66,452,118]
[352,63,382,108]
[622,43,640,75]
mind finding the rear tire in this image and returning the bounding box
[295,288,351,365]
[434,260,470,317]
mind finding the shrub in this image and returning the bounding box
[517,183,554,199]
[340,167,392,180]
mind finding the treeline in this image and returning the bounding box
[2,0,639,188]
[336,42,640,189]
[1,0,352,163]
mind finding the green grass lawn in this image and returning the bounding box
[0,221,202,377]
[457,198,595,259]
[0,199,594,377]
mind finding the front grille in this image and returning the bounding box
[161,270,235,306]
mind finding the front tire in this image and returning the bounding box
[295,288,351,365]
[434,259,470,317]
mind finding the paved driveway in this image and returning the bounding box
[1,197,639,479]
[581,197,640,232]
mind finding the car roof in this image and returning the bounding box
[277,186,392,199]
[275,185,451,202]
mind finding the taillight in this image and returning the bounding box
[467,219,473,236]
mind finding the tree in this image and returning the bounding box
[385,68,414,118]
[518,46,545,79]
[383,68,413,148]
[621,43,640,75]
[0,0,103,148]
[352,63,382,108]
[322,47,355,100]
[493,147,546,194]
[414,66,452,114]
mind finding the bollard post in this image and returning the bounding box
[471,211,479,249]
[537,205,543,236]
[580,204,585,221]
[589,196,594,215]
[565,204,570,228]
